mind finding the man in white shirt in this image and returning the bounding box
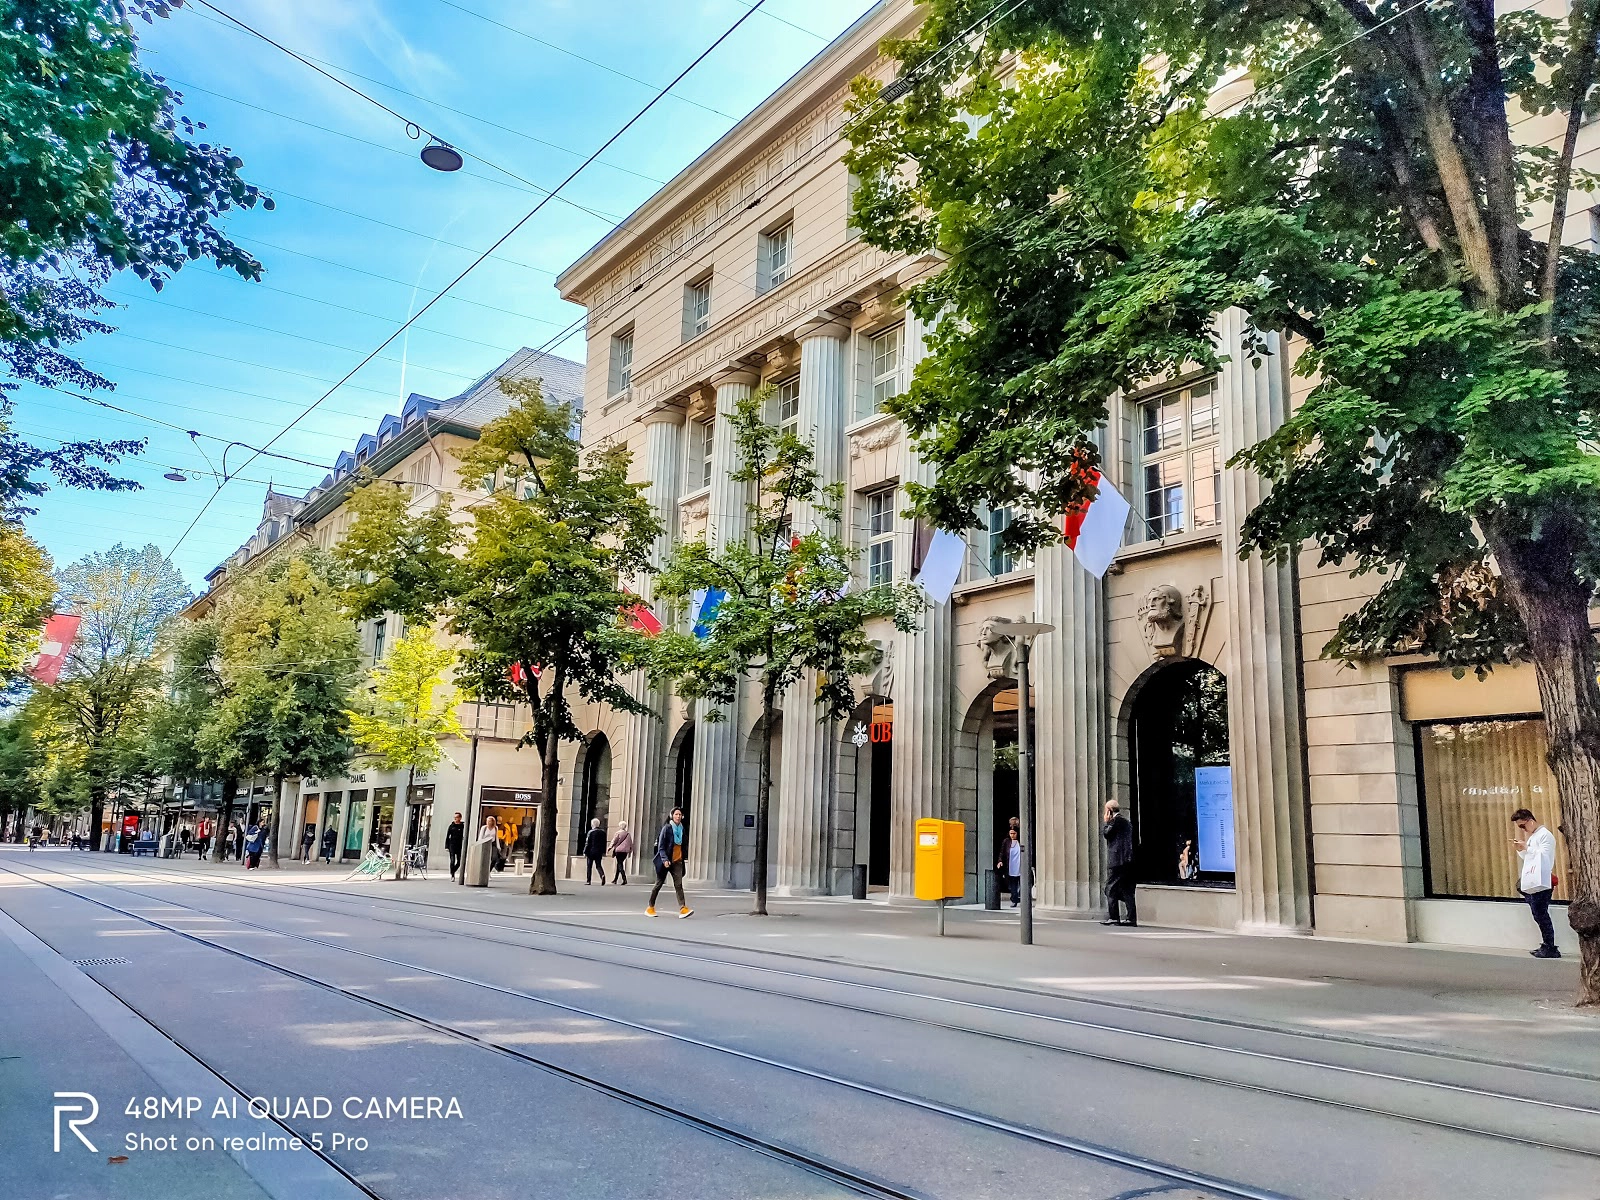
[1511,808,1560,959]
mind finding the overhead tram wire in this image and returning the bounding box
[159,0,780,568]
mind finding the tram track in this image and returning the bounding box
[80,851,1600,1086]
[7,856,1599,1171]
[0,855,1358,1200]
[39,854,1600,1128]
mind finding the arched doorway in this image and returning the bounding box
[668,723,694,830]
[573,733,612,854]
[741,713,781,889]
[958,679,1033,891]
[1129,660,1231,886]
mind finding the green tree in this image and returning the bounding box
[651,389,920,915]
[339,378,661,895]
[848,0,1600,1000]
[348,628,464,879]
[210,553,361,867]
[0,710,39,840]
[32,543,187,847]
[334,477,458,627]
[2,0,270,394]
[0,518,54,685]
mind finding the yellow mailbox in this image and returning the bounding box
[913,818,965,901]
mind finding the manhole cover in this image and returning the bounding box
[72,957,131,967]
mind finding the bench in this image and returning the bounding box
[131,838,159,856]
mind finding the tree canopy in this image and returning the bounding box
[848,0,1600,1000]
[1,0,271,393]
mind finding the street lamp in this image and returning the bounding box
[981,619,1055,946]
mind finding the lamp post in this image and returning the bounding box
[992,620,1054,946]
[458,702,482,886]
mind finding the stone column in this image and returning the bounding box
[688,370,756,886]
[1218,310,1313,931]
[619,407,684,862]
[1032,544,1109,909]
[334,789,353,863]
[889,311,956,898]
[777,320,851,895]
[312,787,329,865]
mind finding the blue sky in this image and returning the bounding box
[17,0,873,588]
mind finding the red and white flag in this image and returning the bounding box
[29,613,81,686]
[625,602,663,635]
[1061,471,1130,579]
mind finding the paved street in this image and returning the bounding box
[0,847,1595,1200]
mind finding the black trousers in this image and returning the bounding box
[613,852,628,884]
[1524,888,1556,947]
[1106,864,1138,926]
[1004,873,1021,905]
[585,854,606,884]
[447,847,461,878]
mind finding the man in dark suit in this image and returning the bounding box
[444,813,465,880]
[1101,800,1137,927]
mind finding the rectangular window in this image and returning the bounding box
[760,223,793,291]
[772,374,800,435]
[1136,377,1220,541]
[861,324,905,420]
[866,488,895,586]
[372,617,387,660]
[696,419,714,489]
[1418,718,1571,901]
[608,329,633,396]
[684,276,712,341]
[987,506,1030,576]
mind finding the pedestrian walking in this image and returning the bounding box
[1511,808,1561,959]
[647,807,692,918]
[609,822,633,884]
[444,812,465,880]
[996,827,1024,907]
[179,827,192,853]
[1101,800,1137,927]
[583,818,608,885]
[243,821,264,870]
[300,824,315,864]
[232,821,244,861]
[320,825,336,863]
[477,815,504,873]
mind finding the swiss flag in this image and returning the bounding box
[1061,471,1130,579]
[508,662,542,688]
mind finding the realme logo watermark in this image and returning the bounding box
[53,1092,98,1152]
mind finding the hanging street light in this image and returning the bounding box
[420,138,464,172]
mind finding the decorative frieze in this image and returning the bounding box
[849,415,901,459]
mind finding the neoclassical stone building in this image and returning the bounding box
[549,0,1581,953]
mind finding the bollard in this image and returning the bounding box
[852,863,868,900]
[984,868,1001,910]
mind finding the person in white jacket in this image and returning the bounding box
[1511,808,1560,959]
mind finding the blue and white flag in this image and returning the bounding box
[914,528,966,605]
[691,587,725,639]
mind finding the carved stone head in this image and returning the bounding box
[1140,583,1185,658]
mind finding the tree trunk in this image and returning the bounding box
[88,789,105,852]
[753,683,776,916]
[266,775,287,868]
[530,665,566,896]
[1494,531,1600,1004]
[392,767,414,881]
[210,779,238,863]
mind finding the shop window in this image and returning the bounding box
[1137,378,1219,541]
[866,487,895,586]
[1418,718,1571,901]
[1129,660,1232,885]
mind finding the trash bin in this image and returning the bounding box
[464,839,492,887]
[852,863,868,900]
[984,868,1001,910]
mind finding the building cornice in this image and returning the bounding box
[555,0,921,305]
[293,414,479,529]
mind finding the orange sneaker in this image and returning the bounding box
[679,906,693,918]
[645,906,656,917]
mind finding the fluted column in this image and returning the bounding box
[777,320,850,895]
[689,370,756,886]
[619,408,683,862]
[889,311,955,898]
[1218,311,1312,931]
[1033,543,1108,908]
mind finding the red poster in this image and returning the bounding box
[29,613,81,686]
